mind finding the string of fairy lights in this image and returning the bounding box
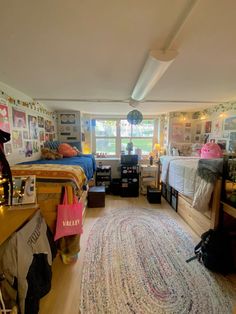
[0,90,56,118]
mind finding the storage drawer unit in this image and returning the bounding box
[161,182,178,211]
[96,165,111,193]
[120,165,139,197]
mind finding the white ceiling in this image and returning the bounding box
[1,0,236,115]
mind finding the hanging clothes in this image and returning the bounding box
[0,210,54,313]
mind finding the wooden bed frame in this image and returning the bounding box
[177,179,222,236]
[36,182,88,233]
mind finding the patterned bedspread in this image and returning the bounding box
[11,164,87,192]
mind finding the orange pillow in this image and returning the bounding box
[58,143,78,157]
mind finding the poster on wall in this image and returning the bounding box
[25,141,33,157]
[212,119,222,137]
[4,143,12,155]
[205,121,212,133]
[45,120,52,132]
[0,103,10,132]
[12,107,26,128]
[60,114,76,124]
[224,116,236,130]
[12,130,23,149]
[184,134,191,142]
[33,141,39,153]
[28,115,38,139]
[39,130,45,142]
[23,131,28,139]
[195,123,202,134]
[171,123,184,142]
[195,135,200,142]
[38,116,44,128]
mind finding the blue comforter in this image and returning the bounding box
[20,154,96,180]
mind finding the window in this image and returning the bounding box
[120,120,154,155]
[95,120,116,156]
[94,118,155,157]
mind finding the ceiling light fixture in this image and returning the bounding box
[131,50,178,102]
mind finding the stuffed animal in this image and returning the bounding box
[200,142,223,159]
[41,148,63,160]
[58,143,78,157]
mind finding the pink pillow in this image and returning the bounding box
[200,143,223,159]
[58,143,77,157]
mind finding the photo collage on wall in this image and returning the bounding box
[0,99,56,158]
[202,116,236,152]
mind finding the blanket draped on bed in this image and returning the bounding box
[197,158,223,183]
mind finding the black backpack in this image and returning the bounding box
[186,229,234,274]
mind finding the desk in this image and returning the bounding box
[0,205,38,245]
[140,164,160,195]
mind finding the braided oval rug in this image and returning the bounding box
[80,208,236,313]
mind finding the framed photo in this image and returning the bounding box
[205,121,212,133]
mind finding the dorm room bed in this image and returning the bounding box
[10,154,96,232]
[160,156,222,236]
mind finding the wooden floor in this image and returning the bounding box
[39,195,236,314]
